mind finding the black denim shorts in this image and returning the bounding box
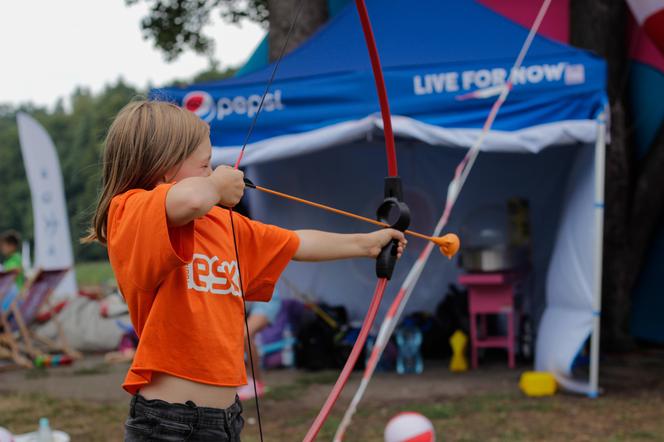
[124,394,244,441]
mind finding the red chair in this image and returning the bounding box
[459,272,519,369]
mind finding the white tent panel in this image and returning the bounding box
[212,115,598,166]
[536,142,597,393]
[229,118,601,394]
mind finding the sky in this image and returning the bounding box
[0,1,265,108]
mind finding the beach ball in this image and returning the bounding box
[0,427,14,442]
[384,412,435,442]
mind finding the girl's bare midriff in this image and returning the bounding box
[139,372,238,409]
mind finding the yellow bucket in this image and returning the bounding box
[519,371,557,397]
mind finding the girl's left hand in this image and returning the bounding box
[363,229,407,258]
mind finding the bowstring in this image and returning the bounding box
[229,1,306,440]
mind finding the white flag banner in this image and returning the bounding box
[16,112,78,299]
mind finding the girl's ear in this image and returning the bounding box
[162,165,178,184]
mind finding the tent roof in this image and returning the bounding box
[202,0,581,86]
[153,0,606,149]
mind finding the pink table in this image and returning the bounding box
[458,272,519,369]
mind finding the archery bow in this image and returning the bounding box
[333,0,554,438]
[302,0,409,440]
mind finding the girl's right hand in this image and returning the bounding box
[362,228,407,258]
[211,165,245,207]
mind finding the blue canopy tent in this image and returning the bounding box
[153,0,607,394]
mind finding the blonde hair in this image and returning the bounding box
[84,100,209,244]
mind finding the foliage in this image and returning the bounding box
[75,261,116,287]
[0,81,140,262]
[0,64,234,263]
[126,0,269,61]
[165,60,237,87]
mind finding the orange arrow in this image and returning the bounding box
[244,180,460,258]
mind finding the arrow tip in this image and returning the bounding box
[433,233,460,259]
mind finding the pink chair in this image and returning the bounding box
[459,272,518,369]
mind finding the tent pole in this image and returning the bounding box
[589,107,607,398]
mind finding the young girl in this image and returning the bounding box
[0,230,24,289]
[86,100,406,441]
[0,230,24,314]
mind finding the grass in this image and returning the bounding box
[23,368,51,380]
[1,377,664,441]
[265,370,339,401]
[71,363,111,376]
[74,261,115,287]
[0,392,126,441]
[242,371,664,442]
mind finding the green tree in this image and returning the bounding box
[0,106,33,245]
[125,0,269,62]
[0,61,241,264]
[126,0,328,62]
[0,80,141,262]
[166,60,237,87]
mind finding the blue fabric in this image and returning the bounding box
[151,0,606,148]
[1,285,19,313]
[630,62,664,159]
[233,0,352,76]
[631,227,664,343]
[328,0,352,17]
[629,62,664,343]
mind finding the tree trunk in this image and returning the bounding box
[267,0,328,61]
[571,0,634,349]
[571,0,664,349]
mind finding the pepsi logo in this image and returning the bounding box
[183,91,216,122]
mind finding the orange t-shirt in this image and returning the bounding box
[107,183,300,394]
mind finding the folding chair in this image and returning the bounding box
[0,269,32,369]
[5,268,82,362]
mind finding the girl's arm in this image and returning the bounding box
[166,166,245,226]
[293,229,407,262]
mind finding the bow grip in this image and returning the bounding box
[375,177,410,280]
[376,238,400,280]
